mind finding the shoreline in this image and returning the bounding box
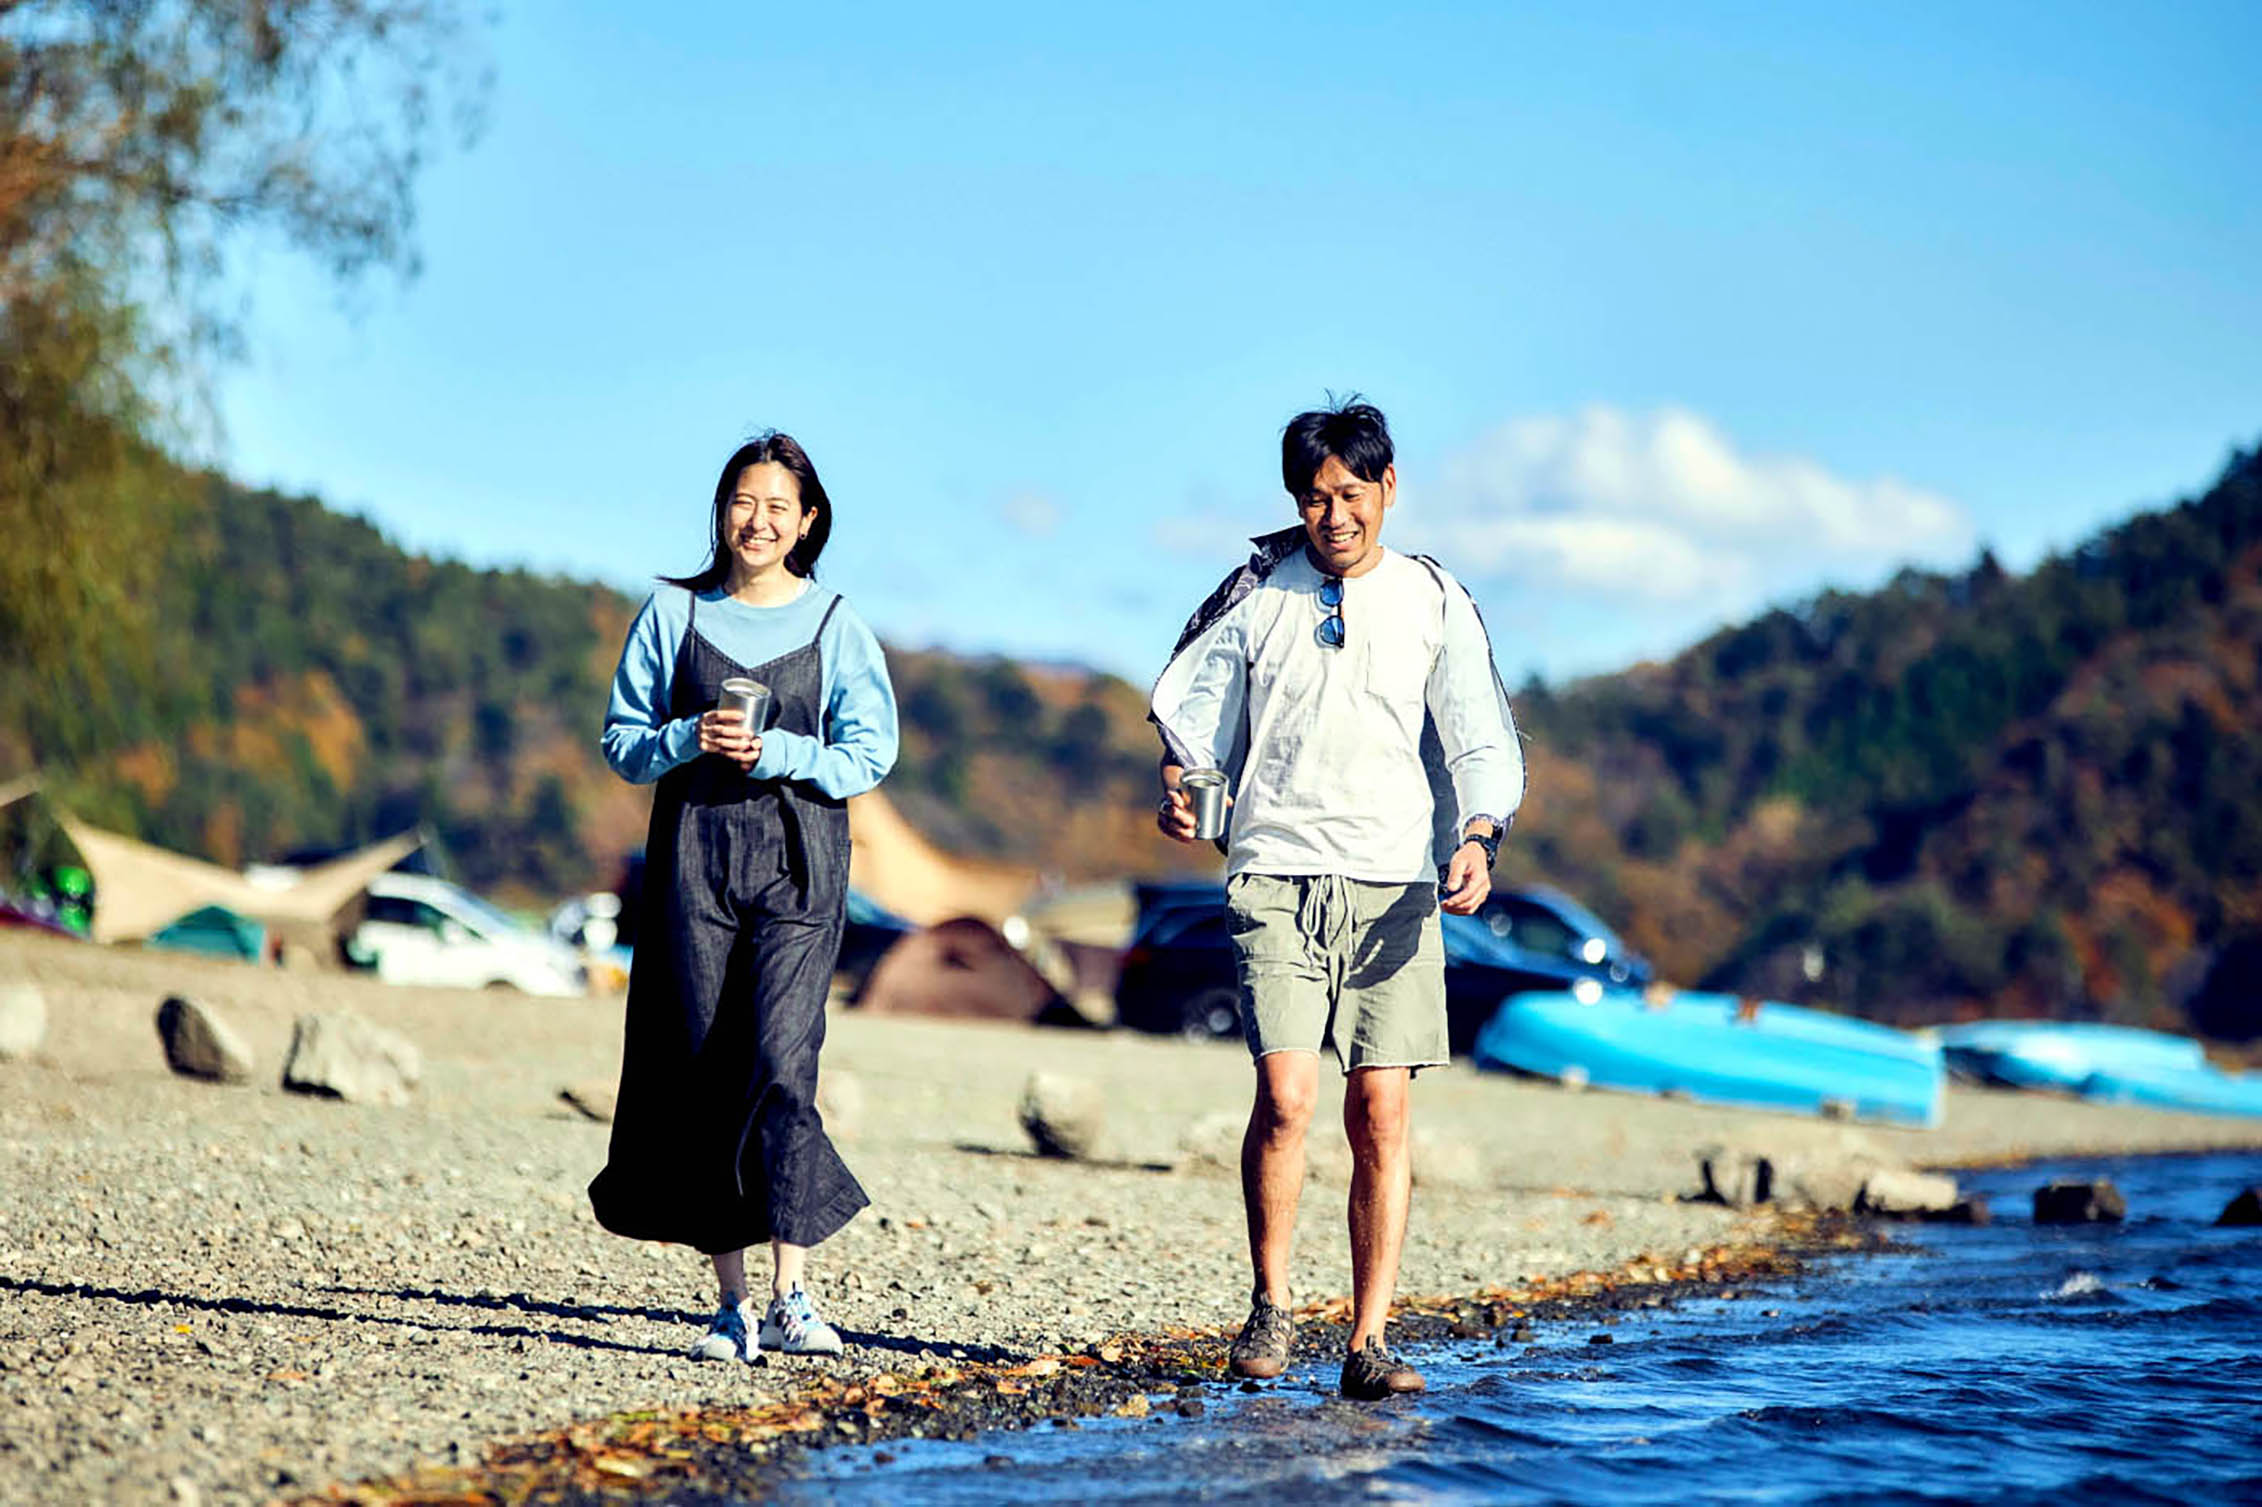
[4,930,2259,1506]
[303,1217,1881,1505]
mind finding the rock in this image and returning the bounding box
[156,996,256,1083]
[1177,1110,1245,1172]
[1857,1168,1960,1217]
[1782,1157,1873,1213]
[2214,1187,2262,1227]
[1698,1128,1903,1212]
[557,1081,616,1122]
[1697,1147,1773,1207]
[0,981,47,1061]
[1933,1196,1992,1226]
[818,1068,865,1139]
[2033,1178,2126,1225]
[280,1012,421,1106]
[1019,1071,1106,1159]
[1411,1129,1485,1189]
[1176,1108,1349,1182]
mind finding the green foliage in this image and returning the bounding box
[1521,442,2262,1027]
[0,0,485,740]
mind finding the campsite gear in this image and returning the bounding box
[1229,1293,1296,1379]
[718,675,774,740]
[148,904,269,962]
[759,1285,845,1355]
[1181,768,1230,841]
[1471,987,1945,1127]
[689,1299,758,1363]
[589,588,867,1255]
[852,915,1081,1025]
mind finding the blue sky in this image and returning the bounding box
[213,1,2262,685]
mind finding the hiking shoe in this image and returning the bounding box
[760,1286,844,1356]
[1339,1336,1425,1400]
[689,1299,757,1363]
[1228,1293,1295,1379]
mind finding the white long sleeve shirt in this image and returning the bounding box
[1151,545,1523,882]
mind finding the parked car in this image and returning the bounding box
[347,873,587,996]
[1114,881,1650,1053]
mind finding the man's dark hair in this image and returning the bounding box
[1281,398,1393,495]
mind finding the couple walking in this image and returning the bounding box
[588,400,1523,1398]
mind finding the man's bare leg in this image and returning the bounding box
[1343,1066,1412,1349]
[1243,1050,1320,1302]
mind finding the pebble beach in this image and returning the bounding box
[6,930,2261,1505]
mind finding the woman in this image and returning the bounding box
[590,431,898,1362]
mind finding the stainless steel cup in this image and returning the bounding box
[716,676,772,762]
[1180,768,1230,841]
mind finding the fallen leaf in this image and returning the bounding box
[589,1454,650,1480]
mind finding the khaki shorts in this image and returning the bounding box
[1225,872,1448,1074]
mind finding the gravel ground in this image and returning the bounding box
[5,930,2260,1505]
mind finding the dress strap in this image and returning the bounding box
[815,592,842,641]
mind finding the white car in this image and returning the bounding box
[350,873,587,996]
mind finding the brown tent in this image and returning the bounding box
[852,915,1087,1026]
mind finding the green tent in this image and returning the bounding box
[148,905,269,963]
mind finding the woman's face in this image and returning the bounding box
[724,462,812,577]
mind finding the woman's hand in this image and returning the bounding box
[697,709,762,770]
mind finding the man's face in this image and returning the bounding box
[1296,454,1395,577]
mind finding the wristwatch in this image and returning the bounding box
[1462,824,1502,865]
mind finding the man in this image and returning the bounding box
[1150,399,1522,1400]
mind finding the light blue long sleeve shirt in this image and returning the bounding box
[600,583,899,798]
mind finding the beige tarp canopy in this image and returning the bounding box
[846,789,1036,926]
[59,820,421,945]
[2,774,418,946]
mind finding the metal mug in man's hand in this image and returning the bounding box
[1180,768,1231,841]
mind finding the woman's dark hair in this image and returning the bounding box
[1282,397,1394,495]
[661,431,833,590]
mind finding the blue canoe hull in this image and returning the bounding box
[1937,1021,2205,1092]
[1472,990,1945,1127]
[2078,1063,2262,1117]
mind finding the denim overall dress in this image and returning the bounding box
[589,588,868,1254]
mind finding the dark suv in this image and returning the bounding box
[1114,880,1649,1053]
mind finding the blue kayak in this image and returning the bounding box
[1472,987,1945,1127]
[2075,1060,2262,1117]
[1936,1021,2206,1093]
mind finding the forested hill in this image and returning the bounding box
[4,443,2258,1033]
[1505,442,2262,1035]
[0,467,1193,898]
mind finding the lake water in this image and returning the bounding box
[778,1148,2262,1505]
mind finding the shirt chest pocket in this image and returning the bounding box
[1361,633,1433,710]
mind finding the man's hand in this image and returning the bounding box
[697,708,762,771]
[1156,777,1199,844]
[1440,836,1493,915]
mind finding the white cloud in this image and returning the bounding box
[1000,491,1061,537]
[1400,406,1975,614]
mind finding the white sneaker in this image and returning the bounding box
[759,1286,844,1355]
[689,1298,758,1362]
